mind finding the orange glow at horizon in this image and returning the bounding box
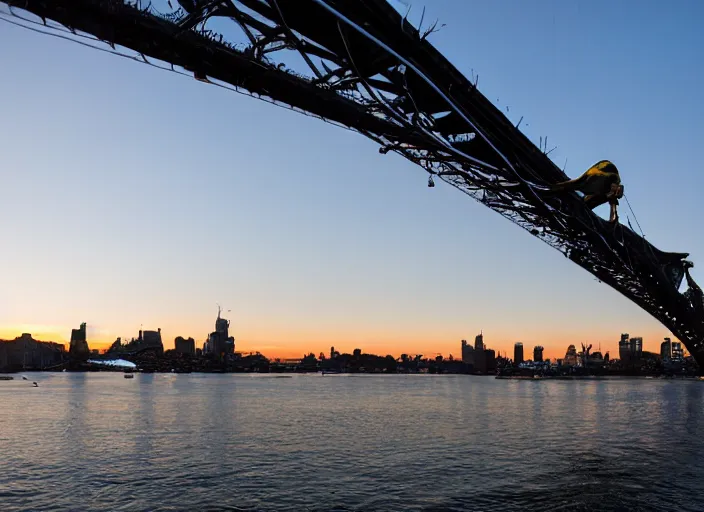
[0,324,677,361]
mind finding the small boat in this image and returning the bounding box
[124,373,134,379]
[0,376,14,381]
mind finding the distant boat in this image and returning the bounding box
[124,374,134,379]
[0,376,14,381]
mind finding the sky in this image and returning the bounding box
[1,0,703,360]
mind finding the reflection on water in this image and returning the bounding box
[1,374,704,511]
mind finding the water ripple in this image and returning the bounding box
[1,374,703,511]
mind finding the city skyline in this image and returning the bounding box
[2,0,703,361]
[0,321,677,361]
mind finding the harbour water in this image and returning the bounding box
[1,373,703,511]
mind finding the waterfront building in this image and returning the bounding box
[472,332,486,372]
[564,345,578,366]
[630,337,643,360]
[475,332,484,352]
[175,336,196,355]
[461,339,475,365]
[108,338,123,352]
[0,334,65,370]
[514,342,524,365]
[618,334,642,363]
[204,306,235,357]
[661,338,672,360]
[584,351,604,367]
[108,329,163,354]
[69,322,90,360]
[142,329,163,349]
[533,345,544,362]
[660,337,683,360]
[484,349,496,373]
[618,333,631,362]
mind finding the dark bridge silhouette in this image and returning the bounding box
[3,0,703,365]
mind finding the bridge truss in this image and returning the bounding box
[3,0,703,364]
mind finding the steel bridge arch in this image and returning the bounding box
[2,0,703,364]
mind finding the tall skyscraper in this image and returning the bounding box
[474,333,486,373]
[69,322,90,360]
[630,337,643,360]
[484,349,496,373]
[514,342,524,365]
[660,338,672,360]
[206,306,235,356]
[564,345,578,366]
[216,315,229,340]
[461,339,475,365]
[619,333,630,362]
[475,332,484,352]
[533,345,544,362]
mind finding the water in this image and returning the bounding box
[1,374,703,511]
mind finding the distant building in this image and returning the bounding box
[461,340,475,365]
[107,329,163,354]
[142,329,164,353]
[661,338,672,360]
[514,342,524,365]
[619,334,642,363]
[0,334,65,370]
[584,351,604,367]
[660,337,683,360]
[564,345,578,366]
[619,333,631,362]
[175,336,196,355]
[69,322,90,360]
[472,333,486,372]
[204,306,235,357]
[533,346,544,362]
[108,337,123,353]
[475,332,484,352]
[630,337,643,360]
[475,349,486,373]
[484,349,496,373]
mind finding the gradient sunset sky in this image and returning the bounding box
[1,0,703,360]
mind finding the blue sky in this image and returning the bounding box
[0,0,702,358]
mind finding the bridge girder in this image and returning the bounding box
[3,0,703,364]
